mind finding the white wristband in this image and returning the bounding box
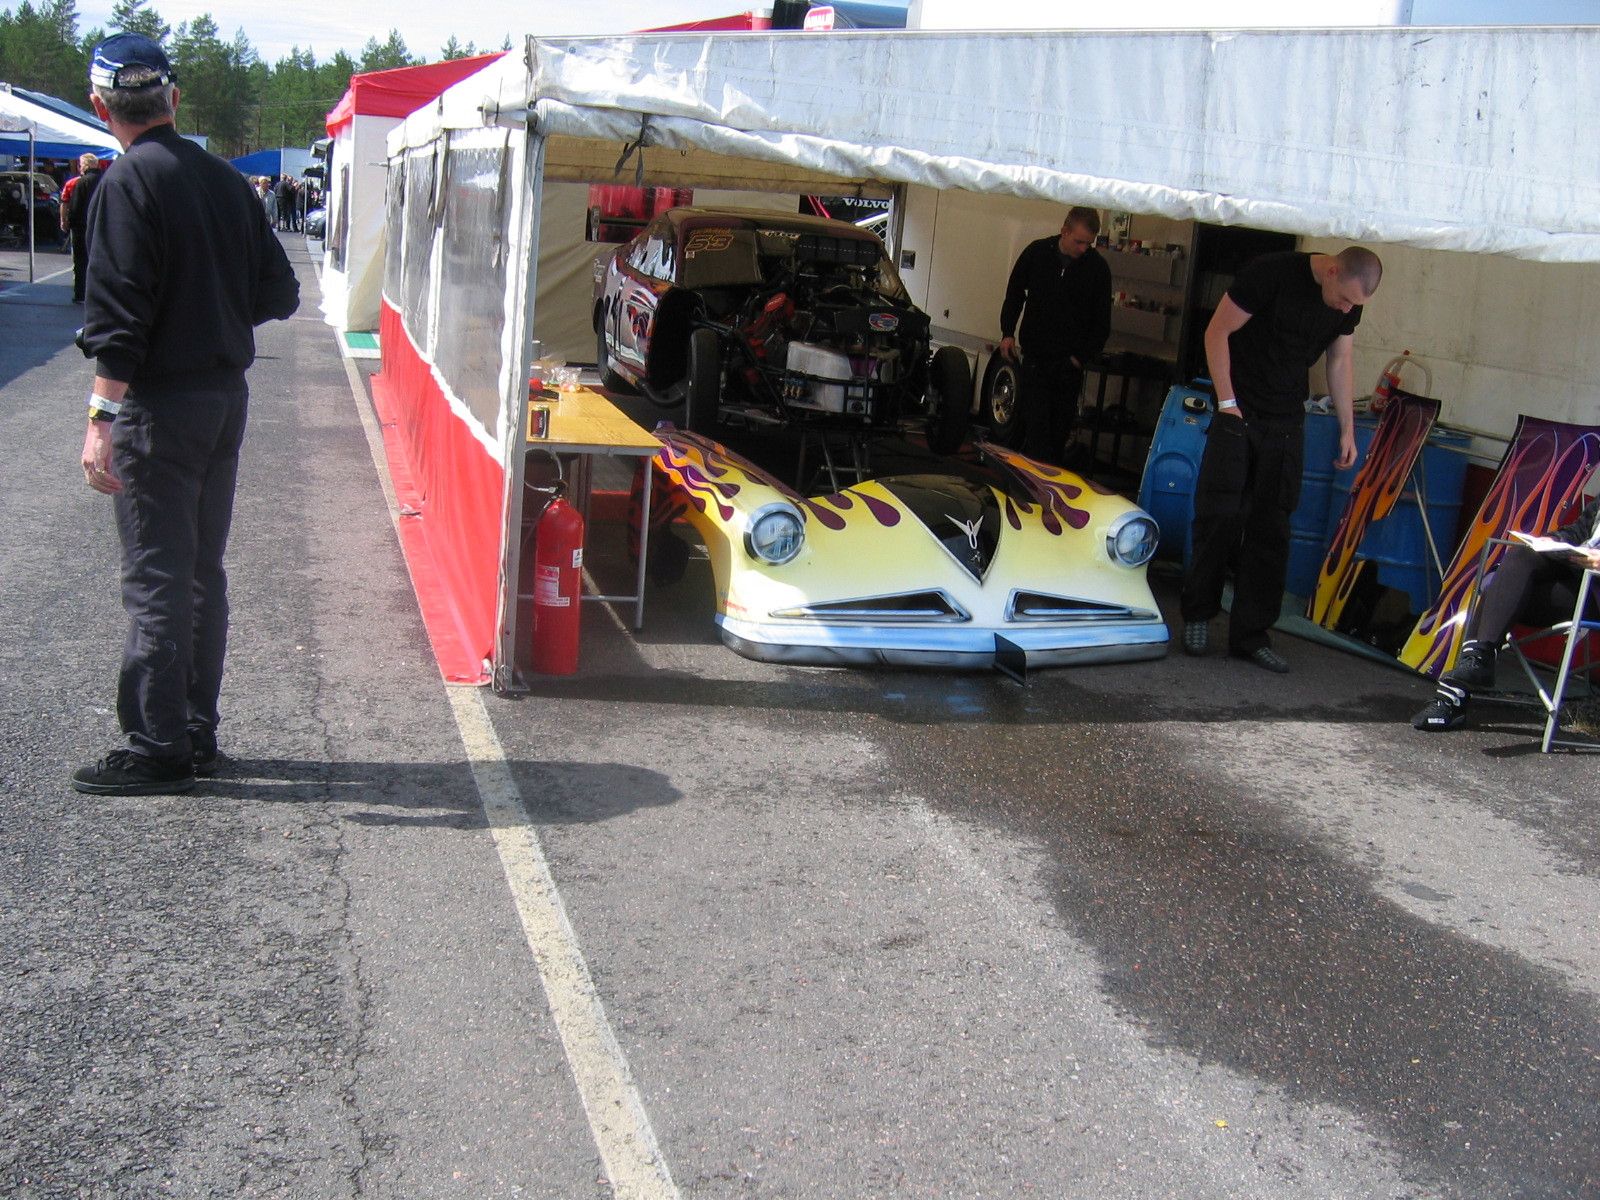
[89,393,122,415]
[1217,399,1239,410]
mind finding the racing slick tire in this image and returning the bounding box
[684,327,722,435]
[981,354,1023,447]
[925,345,972,457]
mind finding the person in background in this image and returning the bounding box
[275,173,298,232]
[1180,246,1382,673]
[71,33,299,795]
[1412,498,1600,730]
[261,174,278,227]
[61,152,102,303]
[997,206,1112,467]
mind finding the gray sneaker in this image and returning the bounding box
[1235,646,1290,674]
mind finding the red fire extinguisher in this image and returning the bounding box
[528,482,585,675]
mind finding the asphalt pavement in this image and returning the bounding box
[2,237,1597,1200]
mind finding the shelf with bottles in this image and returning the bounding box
[1099,239,1186,286]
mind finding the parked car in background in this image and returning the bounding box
[594,207,971,455]
[303,207,326,239]
[0,171,63,249]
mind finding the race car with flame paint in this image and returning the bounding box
[594,207,971,454]
[646,429,1168,671]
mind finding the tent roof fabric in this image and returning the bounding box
[11,87,108,134]
[325,53,506,137]
[0,86,119,159]
[396,28,1600,264]
[231,148,282,176]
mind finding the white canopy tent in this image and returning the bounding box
[376,27,1600,683]
[0,85,117,160]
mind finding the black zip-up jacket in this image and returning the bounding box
[999,236,1112,365]
[1553,496,1600,548]
[83,124,299,392]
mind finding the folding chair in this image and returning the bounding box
[1465,537,1600,751]
[1505,565,1600,752]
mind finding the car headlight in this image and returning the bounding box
[1106,511,1159,567]
[744,503,805,565]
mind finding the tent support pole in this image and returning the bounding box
[492,127,546,693]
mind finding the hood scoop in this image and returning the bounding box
[879,475,1000,581]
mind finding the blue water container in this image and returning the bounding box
[1286,412,1343,597]
[1325,420,1471,613]
[1137,384,1213,566]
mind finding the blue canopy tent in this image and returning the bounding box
[231,147,313,178]
[231,147,282,176]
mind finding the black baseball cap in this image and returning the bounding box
[90,33,176,90]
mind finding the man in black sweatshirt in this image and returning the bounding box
[73,33,300,796]
[997,207,1112,466]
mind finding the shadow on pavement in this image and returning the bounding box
[191,756,682,829]
[0,277,83,391]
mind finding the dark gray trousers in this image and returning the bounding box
[111,386,248,759]
[1468,542,1599,647]
[1180,412,1304,655]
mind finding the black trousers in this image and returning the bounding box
[1468,543,1600,646]
[111,387,248,759]
[70,226,88,301]
[1181,413,1304,654]
[1019,356,1084,466]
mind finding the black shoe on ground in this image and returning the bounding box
[1443,641,1496,689]
[1182,620,1210,656]
[190,729,219,777]
[1412,689,1469,731]
[1234,646,1290,674]
[71,748,196,795]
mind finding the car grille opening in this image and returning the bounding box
[1007,592,1147,622]
[771,590,970,623]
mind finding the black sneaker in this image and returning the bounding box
[1182,620,1210,656]
[1443,642,1496,689]
[1234,646,1290,674]
[190,729,219,777]
[71,749,196,796]
[1412,689,1469,731]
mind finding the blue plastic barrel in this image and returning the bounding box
[1137,384,1213,566]
[1325,419,1470,613]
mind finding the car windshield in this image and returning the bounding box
[678,223,908,302]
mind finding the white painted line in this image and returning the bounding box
[447,686,681,1200]
[338,338,679,1200]
[0,264,74,292]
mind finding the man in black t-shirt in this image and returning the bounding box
[1180,247,1382,672]
[998,207,1112,465]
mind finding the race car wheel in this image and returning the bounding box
[925,345,972,457]
[684,327,722,435]
[981,355,1023,447]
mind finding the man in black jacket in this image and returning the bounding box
[998,207,1112,466]
[72,33,300,795]
[63,152,102,302]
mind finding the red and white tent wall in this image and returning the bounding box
[374,108,533,684]
[321,54,504,335]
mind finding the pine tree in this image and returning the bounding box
[108,0,168,44]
